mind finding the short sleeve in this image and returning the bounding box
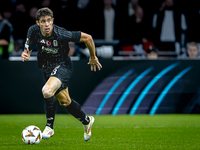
[58,26,81,42]
[70,31,81,42]
[24,25,36,50]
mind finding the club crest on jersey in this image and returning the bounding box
[53,40,58,47]
[46,40,51,46]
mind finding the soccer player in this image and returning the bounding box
[21,7,102,141]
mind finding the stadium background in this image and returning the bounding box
[1,59,200,115]
[0,0,200,115]
[1,2,200,149]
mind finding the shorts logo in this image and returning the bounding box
[51,65,60,75]
[46,40,51,46]
[53,40,58,47]
[56,65,60,69]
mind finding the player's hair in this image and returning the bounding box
[187,42,199,50]
[36,7,53,21]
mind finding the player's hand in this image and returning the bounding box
[87,56,102,71]
[21,49,30,62]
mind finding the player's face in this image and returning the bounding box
[36,16,54,37]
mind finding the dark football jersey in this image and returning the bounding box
[25,24,81,71]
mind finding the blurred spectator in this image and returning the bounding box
[10,0,17,3]
[151,0,187,52]
[2,0,200,59]
[11,1,29,55]
[27,6,38,27]
[91,0,120,41]
[120,3,153,56]
[0,11,13,59]
[53,0,78,30]
[117,0,158,24]
[40,0,51,8]
[178,42,200,59]
[118,0,140,19]
[187,42,200,59]
[128,0,140,17]
[121,5,145,46]
[77,0,90,9]
[76,0,99,33]
[12,1,29,40]
[1,3,14,23]
[146,45,158,59]
[36,0,54,11]
[187,42,199,59]
[139,0,161,27]
[183,0,200,43]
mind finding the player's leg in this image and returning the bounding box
[55,88,90,124]
[42,76,62,98]
[55,88,95,141]
[42,76,62,139]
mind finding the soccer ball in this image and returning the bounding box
[22,125,42,145]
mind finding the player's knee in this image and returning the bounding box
[59,98,71,107]
[42,87,54,98]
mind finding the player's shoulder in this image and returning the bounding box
[53,24,73,39]
[53,24,67,33]
[28,24,40,33]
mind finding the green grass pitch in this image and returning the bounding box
[0,114,200,150]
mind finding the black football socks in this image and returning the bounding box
[66,99,90,125]
[45,96,56,129]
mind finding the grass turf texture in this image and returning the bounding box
[0,114,199,150]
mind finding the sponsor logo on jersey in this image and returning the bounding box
[40,39,45,44]
[53,40,58,47]
[25,38,30,44]
[25,38,30,49]
[46,40,51,46]
[42,46,58,54]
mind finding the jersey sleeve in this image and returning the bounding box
[70,31,81,42]
[62,29,81,42]
[24,25,36,50]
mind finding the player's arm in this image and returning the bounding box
[21,37,32,62]
[79,32,102,71]
[21,49,32,62]
[21,26,36,62]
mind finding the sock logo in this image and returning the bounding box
[46,123,51,126]
[47,117,54,120]
[85,116,90,123]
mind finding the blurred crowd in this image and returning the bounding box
[0,0,200,59]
